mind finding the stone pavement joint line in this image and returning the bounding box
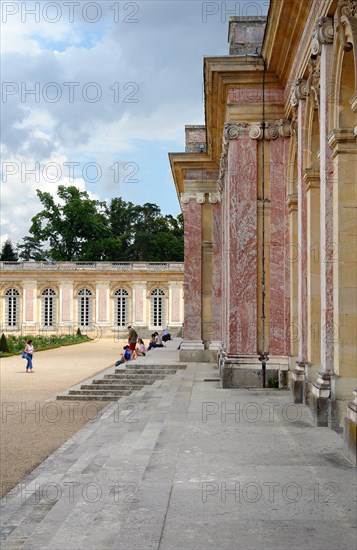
[1,344,356,549]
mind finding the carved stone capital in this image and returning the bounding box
[224,122,249,139]
[311,16,334,56]
[208,192,221,204]
[248,123,263,140]
[180,192,206,205]
[306,56,321,110]
[291,79,309,107]
[336,0,357,52]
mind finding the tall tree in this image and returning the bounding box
[1,239,18,261]
[21,186,184,262]
[28,186,109,260]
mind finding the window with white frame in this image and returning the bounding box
[77,288,93,326]
[5,288,20,326]
[114,289,129,327]
[41,288,56,327]
[150,288,165,328]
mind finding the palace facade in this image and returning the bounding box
[170,0,357,456]
[0,262,184,335]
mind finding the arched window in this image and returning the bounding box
[150,288,165,328]
[114,289,129,327]
[77,289,93,327]
[5,288,20,327]
[41,288,56,327]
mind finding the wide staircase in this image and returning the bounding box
[57,363,187,401]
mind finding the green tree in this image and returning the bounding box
[29,186,109,260]
[0,239,18,261]
[17,236,46,261]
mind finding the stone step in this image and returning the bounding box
[125,363,186,370]
[80,383,146,391]
[57,394,121,401]
[68,388,132,396]
[114,368,178,375]
[94,377,157,385]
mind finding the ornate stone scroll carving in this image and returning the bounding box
[306,56,321,110]
[208,193,221,204]
[224,120,294,141]
[180,192,206,205]
[336,0,357,52]
[218,133,229,193]
[291,79,309,107]
[311,16,334,56]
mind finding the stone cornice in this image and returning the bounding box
[180,192,206,205]
[286,194,298,213]
[328,128,356,147]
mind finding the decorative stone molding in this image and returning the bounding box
[224,121,249,139]
[225,120,294,141]
[218,133,229,193]
[180,192,206,205]
[306,56,321,110]
[286,194,298,213]
[311,16,334,56]
[249,124,263,140]
[304,167,320,191]
[208,192,221,204]
[290,79,309,107]
[336,0,357,52]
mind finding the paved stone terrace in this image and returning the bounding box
[1,342,356,549]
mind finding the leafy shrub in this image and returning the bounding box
[0,333,10,353]
[267,377,279,389]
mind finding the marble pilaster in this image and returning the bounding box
[209,194,223,351]
[23,282,37,326]
[226,135,258,355]
[180,193,204,353]
[297,97,308,365]
[59,283,73,325]
[131,282,147,326]
[96,284,109,326]
[319,36,335,376]
[168,282,183,326]
[269,136,290,356]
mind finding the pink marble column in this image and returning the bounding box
[227,136,258,355]
[297,99,308,363]
[270,137,290,356]
[25,289,34,322]
[182,195,203,342]
[210,197,223,345]
[320,41,334,372]
[62,288,71,322]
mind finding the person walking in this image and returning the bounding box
[127,325,138,360]
[24,339,34,372]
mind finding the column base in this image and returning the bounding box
[219,353,281,389]
[290,361,306,404]
[307,370,338,428]
[209,341,222,364]
[343,390,357,466]
[179,340,208,362]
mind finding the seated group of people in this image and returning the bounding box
[116,329,171,365]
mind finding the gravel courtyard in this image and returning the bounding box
[0,337,125,497]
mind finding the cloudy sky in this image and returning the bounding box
[1,0,269,248]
